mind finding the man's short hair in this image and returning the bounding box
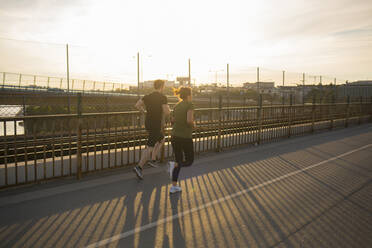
[154,80,165,90]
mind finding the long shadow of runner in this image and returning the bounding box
[162,193,186,248]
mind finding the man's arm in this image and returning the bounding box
[135,99,146,113]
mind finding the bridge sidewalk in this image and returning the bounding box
[0,124,371,248]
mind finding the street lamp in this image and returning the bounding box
[133,52,152,97]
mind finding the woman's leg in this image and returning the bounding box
[171,137,183,185]
[171,137,194,185]
[182,138,194,167]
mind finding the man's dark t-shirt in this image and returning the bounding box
[142,91,167,130]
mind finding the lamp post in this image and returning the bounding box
[137,52,139,98]
[134,52,152,97]
[66,44,70,113]
[188,58,191,87]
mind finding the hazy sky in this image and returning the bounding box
[0,0,371,85]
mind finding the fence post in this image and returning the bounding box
[345,96,350,128]
[311,95,315,133]
[370,96,372,123]
[330,96,335,130]
[19,74,22,88]
[288,94,293,138]
[2,72,5,88]
[257,94,263,145]
[358,96,363,125]
[105,96,109,112]
[217,94,222,152]
[160,130,165,162]
[22,96,26,116]
[76,93,82,180]
[33,75,36,91]
[281,93,285,122]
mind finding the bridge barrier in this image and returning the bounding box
[0,96,371,188]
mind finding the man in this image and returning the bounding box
[133,79,170,179]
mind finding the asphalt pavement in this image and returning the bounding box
[0,124,371,248]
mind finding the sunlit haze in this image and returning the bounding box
[0,0,371,85]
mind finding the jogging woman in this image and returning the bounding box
[168,86,194,194]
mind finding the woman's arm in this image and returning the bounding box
[187,109,194,128]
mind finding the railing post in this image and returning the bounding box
[330,96,335,130]
[358,96,362,125]
[33,75,36,91]
[257,94,263,145]
[105,96,109,112]
[370,96,372,123]
[345,95,350,128]
[22,96,26,116]
[76,93,83,180]
[281,93,285,122]
[311,95,315,133]
[288,94,293,138]
[19,74,22,88]
[160,126,165,163]
[217,94,222,152]
[2,72,6,88]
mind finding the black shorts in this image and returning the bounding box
[147,128,164,147]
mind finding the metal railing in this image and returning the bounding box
[1,72,130,95]
[1,94,371,188]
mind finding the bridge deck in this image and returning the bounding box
[0,124,371,248]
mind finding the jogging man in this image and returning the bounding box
[133,79,170,179]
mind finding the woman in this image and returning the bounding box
[168,86,194,194]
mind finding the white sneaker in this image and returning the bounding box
[147,160,159,168]
[167,161,175,179]
[170,185,182,194]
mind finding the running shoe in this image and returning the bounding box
[133,166,143,180]
[167,161,175,179]
[170,185,182,194]
[147,160,159,168]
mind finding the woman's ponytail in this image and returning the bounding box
[173,86,191,100]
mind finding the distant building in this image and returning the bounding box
[349,80,372,86]
[140,80,175,89]
[337,80,372,98]
[198,83,219,93]
[277,86,298,99]
[278,84,318,101]
[176,77,190,86]
[243,82,276,94]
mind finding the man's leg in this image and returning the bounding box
[151,138,165,161]
[133,129,157,179]
[138,146,154,168]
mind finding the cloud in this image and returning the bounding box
[0,0,372,83]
